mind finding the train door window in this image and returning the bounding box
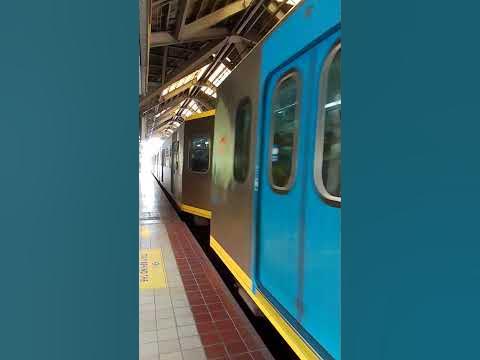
[189,135,209,173]
[233,98,252,183]
[172,141,178,171]
[315,43,341,203]
[270,72,300,191]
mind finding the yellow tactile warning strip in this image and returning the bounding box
[209,235,322,360]
[139,248,168,289]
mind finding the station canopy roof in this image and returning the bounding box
[139,0,301,138]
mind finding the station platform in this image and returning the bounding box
[139,171,274,360]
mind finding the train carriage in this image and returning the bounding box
[210,0,341,358]
[153,111,215,221]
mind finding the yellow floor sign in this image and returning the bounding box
[139,248,167,289]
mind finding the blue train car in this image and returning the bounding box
[210,0,341,358]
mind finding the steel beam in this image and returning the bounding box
[198,79,216,91]
[194,91,217,109]
[150,32,176,47]
[154,95,189,121]
[179,27,229,43]
[196,0,209,19]
[141,38,227,110]
[150,27,228,47]
[174,0,191,39]
[152,0,170,8]
[162,47,168,84]
[168,45,196,53]
[233,38,248,57]
[152,106,184,131]
[139,0,151,96]
[150,52,187,61]
[162,80,197,101]
[266,1,285,19]
[182,0,253,38]
[234,0,266,34]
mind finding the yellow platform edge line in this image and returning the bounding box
[209,235,322,360]
[181,204,212,219]
[185,109,216,121]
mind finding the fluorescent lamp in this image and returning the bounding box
[325,100,341,109]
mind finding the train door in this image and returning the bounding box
[257,34,341,359]
[172,140,179,195]
[256,54,309,322]
[170,137,176,193]
[161,149,165,182]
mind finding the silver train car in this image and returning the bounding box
[151,0,341,357]
[152,111,215,221]
[209,48,260,287]
[209,0,341,358]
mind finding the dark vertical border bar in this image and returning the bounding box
[0,1,138,359]
[343,1,480,359]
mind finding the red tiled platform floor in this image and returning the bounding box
[166,221,274,360]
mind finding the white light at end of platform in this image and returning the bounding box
[142,136,163,152]
[172,121,180,128]
[140,136,164,172]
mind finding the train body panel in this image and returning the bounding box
[211,48,261,277]
[171,126,184,204]
[300,36,341,360]
[182,115,214,213]
[151,0,341,357]
[257,31,341,359]
[211,0,341,358]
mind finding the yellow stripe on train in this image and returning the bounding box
[181,204,212,219]
[209,235,322,360]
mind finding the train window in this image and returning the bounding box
[270,72,299,190]
[233,98,252,183]
[173,141,179,171]
[189,135,210,173]
[315,43,341,203]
